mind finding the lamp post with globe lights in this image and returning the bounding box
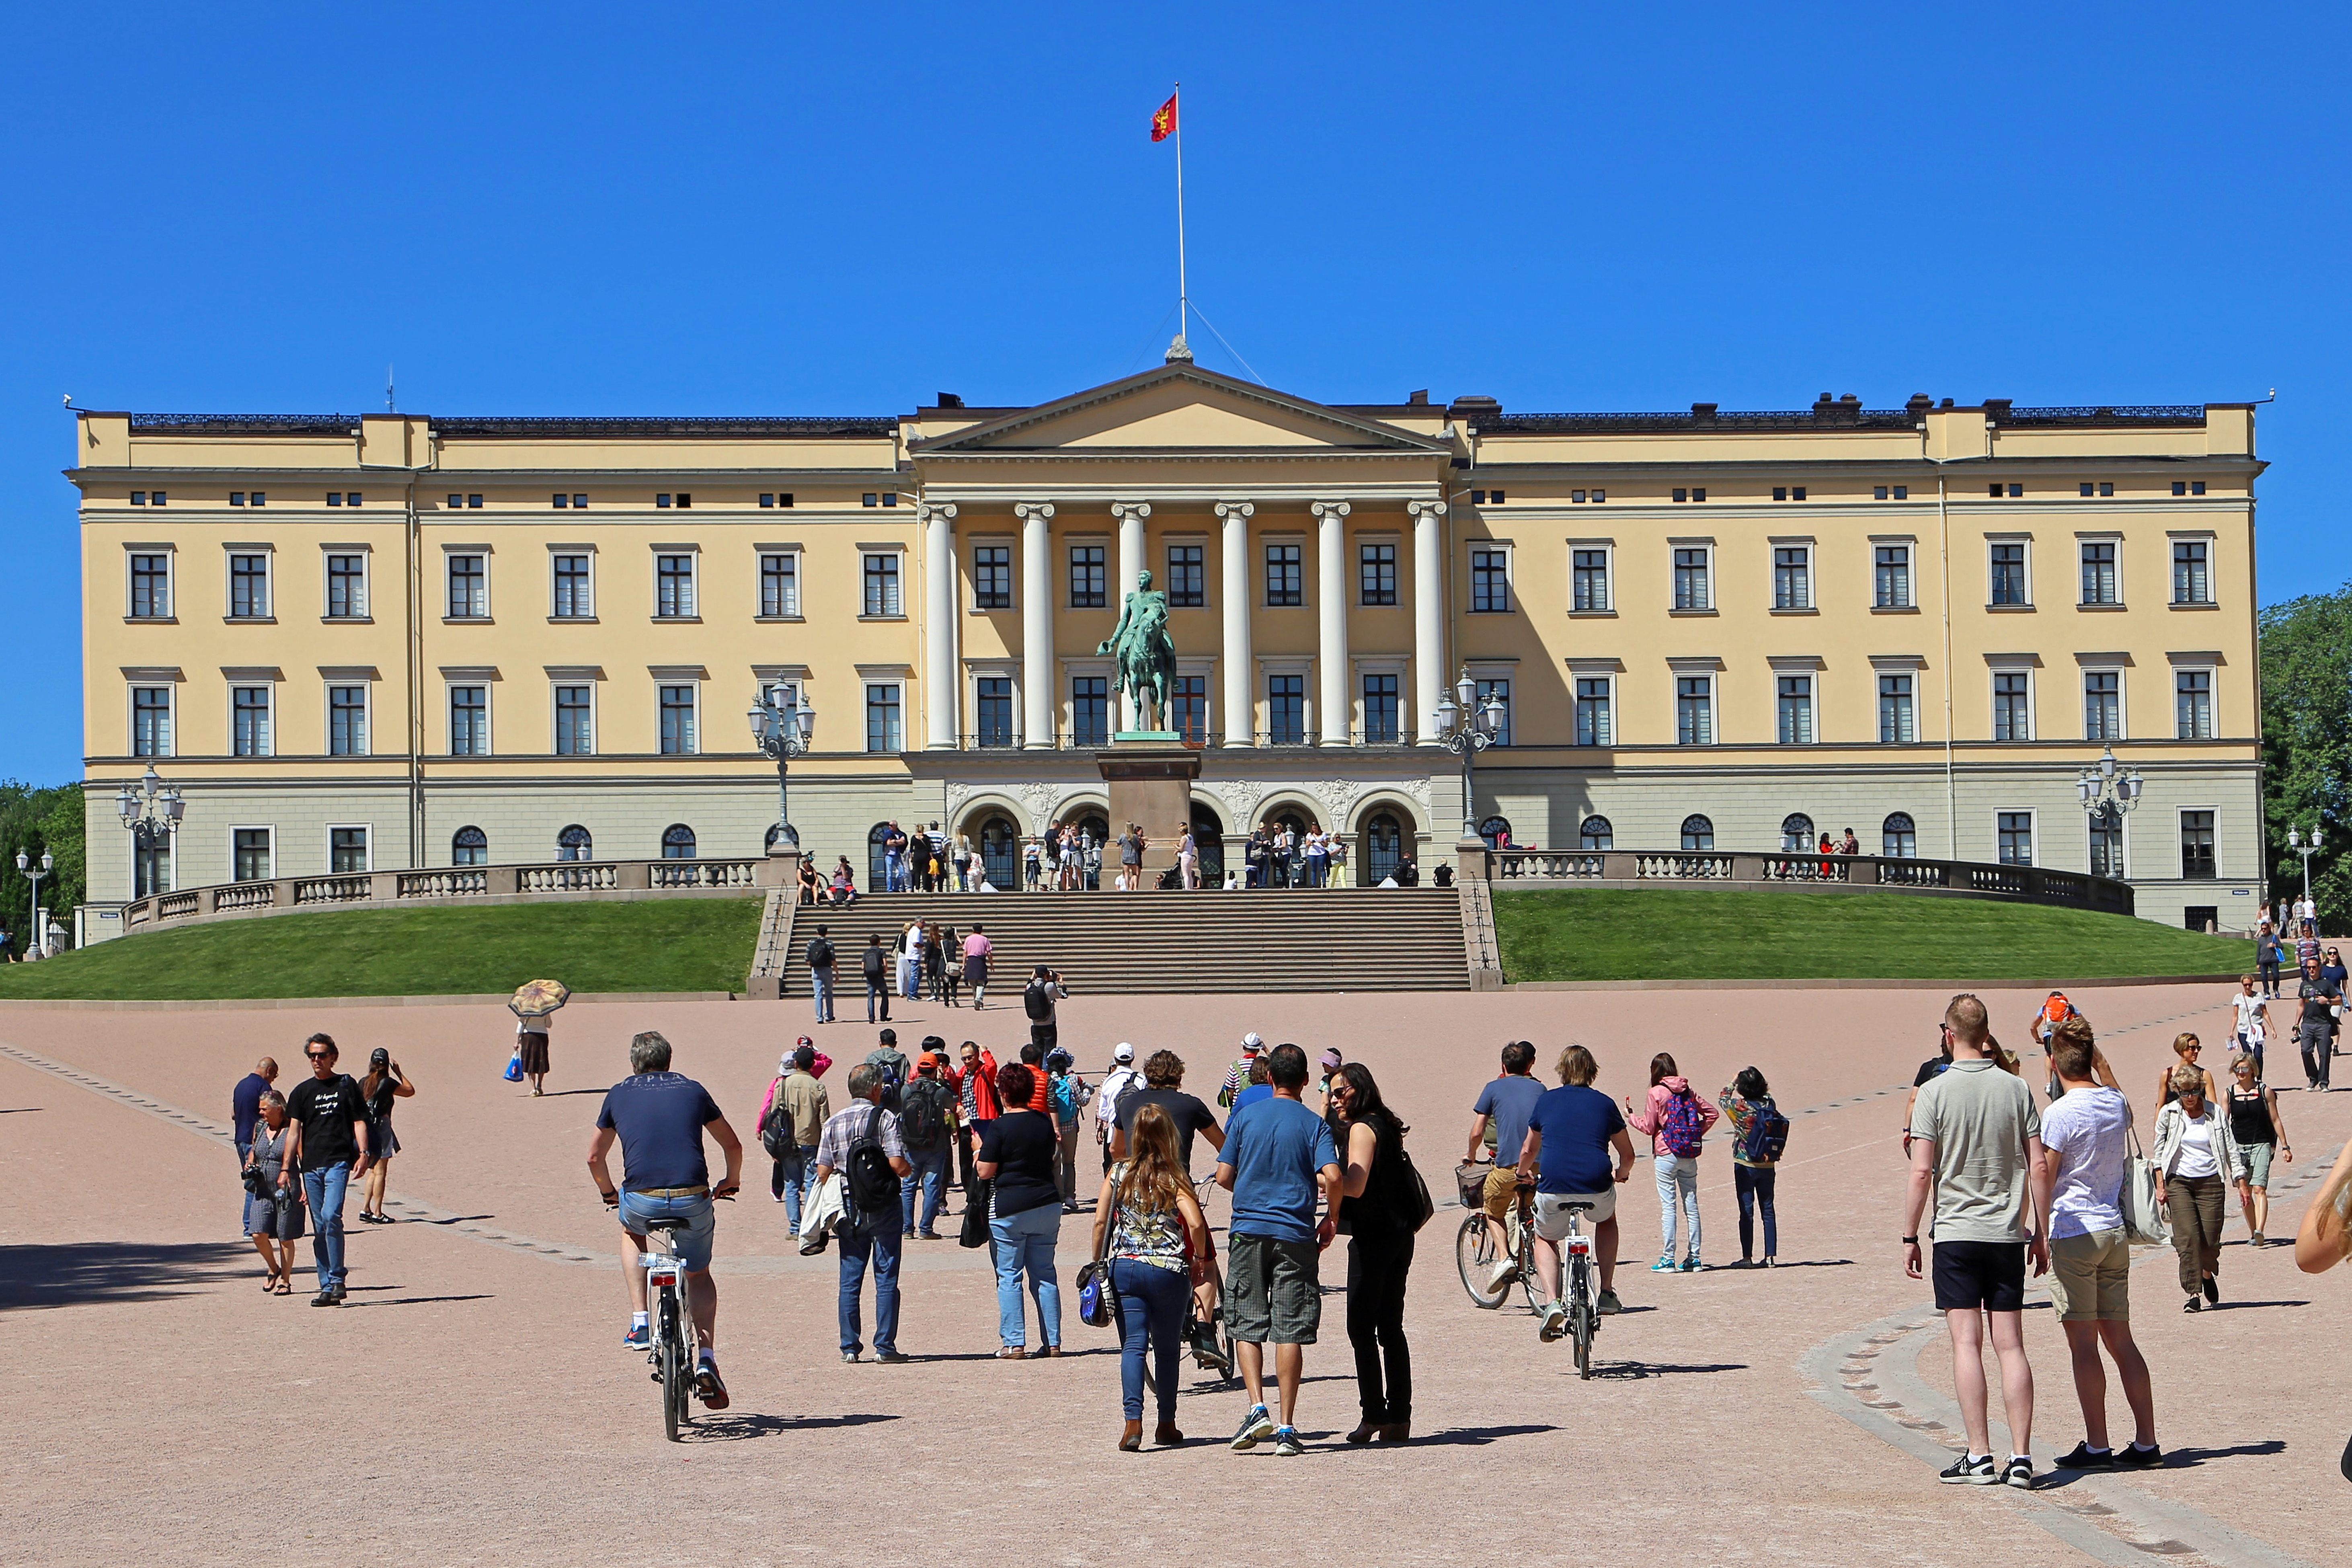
[116,765,185,898]
[2288,824,2325,923]
[2075,745,2143,879]
[1432,668,1506,840]
[747,685,815,849]
[15,847,52,956]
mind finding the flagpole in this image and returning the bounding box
[1172,82,1187,342]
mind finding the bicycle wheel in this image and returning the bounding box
[659,1293,683,1442]
[1570,1254,1595,1379]
[1455,1213,1509,1309]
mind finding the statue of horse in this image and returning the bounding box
[1097,569,1176,735]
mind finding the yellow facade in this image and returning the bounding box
[69,367,2266,927]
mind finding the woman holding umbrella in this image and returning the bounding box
[511,979,569,1096]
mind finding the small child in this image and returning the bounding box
[1716,1067,1781,1267]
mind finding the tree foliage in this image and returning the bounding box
[2259,583,2352,918]
[0,781,87,948]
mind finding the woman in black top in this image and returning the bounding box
[356,1049,415,1223]
[2225,1052,2291,1246]
[976,1063,1064,1358]
[1333,1061,1416,1444]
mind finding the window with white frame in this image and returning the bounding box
[1170,544,1207,608]
[131,685,173,756]
[1776,675,1814,744]
[1571,548,1611,612]
[2083,669,2122,741]
[326,552,368,619]
[2089,806,2127,878]
[329,826,371,874]
[1992,669,2032,741]
[1772,545,1812,610]
[232,827,273,883]
[232,685,273,757]
[1574,677,1612,746]
[1266,673,1306,745]
[447,552,487,618]
[2175,668,2214,739]
[1069,676,1108,747]
[328,685,369,755]
[1264,543,1302,607]
[1068,545,1104,610]
[659,684,698,755]
[1874,544,1912,608]
[864,682,903,753]
[2079,540,2119,605]
[554,685,595,755]
[975,676,1015,747]
[1358,543,1394,607]
[1473,677,1512,746]
[757,550,799,618]
[2180,810,2218,880]
[972,545,1012,611]
[1878,673,1915,743]
[1470,547,1511,613]
[1988,540,2030,606]
[863,552,904,617]
[129,552,172,618]
[1672,546,1711,610]
[2171,539,2212,605]
[228,552,271,619]
[552,553,593,619]
[1362,672,1400,743]
[1997,811,2034,866]
[1676,676,1713,745]
[656,553,697,618]
[449,685,489,755]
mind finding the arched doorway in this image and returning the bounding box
[867,822,893,890]
[1071,811,1109,890]
[1363,811,1403,883]
[1189,801,1225,887]
[977,814,1020,891]
[1261,804,1310,887]
[1779,813,1814,852]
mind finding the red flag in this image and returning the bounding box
[1151,91,1178,142]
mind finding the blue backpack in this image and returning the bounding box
[1741,1098,1791,1164]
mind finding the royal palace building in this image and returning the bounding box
[70,359,2265,927]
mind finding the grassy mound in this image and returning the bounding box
[0,898,763,1001]
[1494,889,2256,983]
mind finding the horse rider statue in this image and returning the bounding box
[1097,568,1177,735]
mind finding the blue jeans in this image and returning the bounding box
[1111,1256,1187,1420]
[1734,1163,1777,1260]
[300,1161,353,1291]
[837,1224,903,1357]
[1656,1152,1701,1259]
[901,1147,948,1235]
[774,1143,817,1231]
[810,968,835,1022]
[865,977,891,1022]
[989,1201,1063,1349]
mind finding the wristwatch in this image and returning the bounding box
[1901,1235,1919,1244]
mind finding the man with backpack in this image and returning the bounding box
[1023,965,1067,1056]
[1097,1043,1143,1177]
[1219,1033,1266,1110]
[1045,1048,1090,1209]
[805,924,837,1025]
[861,934,891,1024]
[898,1051,958,1240]
[814,1063,915,1363]
[758,1042,829,1232]
[866,1029,910,1104]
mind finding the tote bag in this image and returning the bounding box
[2120,1128,2170,1248]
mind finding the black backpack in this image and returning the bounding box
[805,936,834,970]
[899,1076,952,1153]
[758,1078,793,1159]
[1024,982,1054,1022]
[844,1105,899,1227]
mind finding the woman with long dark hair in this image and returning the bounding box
[1092,1102,1213,1449]
[356,1048,415,1223]
[1332,1061,1416,1443]
[1626,1050,1717,1272]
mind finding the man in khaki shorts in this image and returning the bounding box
[2040,1018,2162,1470]
[1465,1041,1545,1291]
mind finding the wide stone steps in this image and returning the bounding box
[781,888,1469,995]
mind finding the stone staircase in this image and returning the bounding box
[769,888,1473,996]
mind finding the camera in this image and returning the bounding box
[241,1164,275,1199]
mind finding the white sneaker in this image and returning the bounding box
[1539,1303,1568,1342]
[1487,1259,1517,1291]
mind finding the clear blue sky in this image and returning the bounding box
[2,4,2343,785]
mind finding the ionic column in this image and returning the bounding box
[1313,500,1351,745]
[921,501,958,748]
[1016,502,1055,747]
[1408,498,1447,745]
[1110,501,1151,732]
[1216,501,1254,745]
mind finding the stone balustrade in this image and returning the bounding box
[1461,846,2134,917]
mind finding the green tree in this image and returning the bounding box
[2260,584,2352,919]
[0,780,88,950]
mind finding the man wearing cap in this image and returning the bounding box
[897,1046,958,1239]
[1098,1043,1142,1179]
[759,1042,829,1231]
[1221,1034,1266,1110]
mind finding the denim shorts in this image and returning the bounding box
[617,1190,716,1272]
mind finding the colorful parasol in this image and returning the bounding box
[509,978,571,1019]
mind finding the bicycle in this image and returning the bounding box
[639,1219,696,1441]
[1547,1197,1601,1380]
[1454,1170,1545,1315]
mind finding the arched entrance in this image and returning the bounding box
[1190,801,1225,887]
[1363,811,1404,883]
[976,813,1020,891]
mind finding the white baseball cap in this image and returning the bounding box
[1242,1032,1264,1053]
[1113,1042,1135,1062]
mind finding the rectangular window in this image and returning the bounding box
[2180,810,2217,880]
[758,493,796,508]
[1672,547,1711,611]
[975,677,1014,748]
[1676,676,1713,745]
[1993,671,2032,741]
[1772,546,1811,610]
[1998,812,2034,866]
[758,552,799,618]
[233,828,273,883]
[1874,545,1912,608]
[864,683,903,753]
[1571,549,1610,612]
[1574,677,1612,747]
[1264,543,1301,607]
[1071,677,1109,748]
[2089,809,2126,878]
[657,554,697,618]
[330,827,370,874]
[449,686,488,755]
[2171,540,2211,604]
[130,553,171,618]
[1474,677,1512,746]
[2083,671,2121,741]
[1470,548,1511,613]
[2175,669,2213,739]
[1068,545,1105,609]
[131,686,172,756]
[1989,542,2028,606]
[1991,483,2023,499]
[1268,675,1305,745]
[1776,675,1814,745]
[972,546,1012,611]
[229,554,270,618]
[328,685,369,756]
[447,554,486,618]
[659,685,698,755]
[1171,674,1208,745]
[2080,541,2118,605]
[232,686,272,757]
[1358,543,1395,607]
[326,554,367,618]
[554,685,594,755]
[1363,673,1400,743]
[1878,674,1915,744]
[1169,544,1206,608]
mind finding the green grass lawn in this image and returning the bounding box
[0,898,764,1001]
[1493,889,2257,982]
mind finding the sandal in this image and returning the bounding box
[274,1277,291,1295]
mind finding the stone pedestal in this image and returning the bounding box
[1098,739,1200,880]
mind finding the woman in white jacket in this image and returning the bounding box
[2153,1065,2239,1313]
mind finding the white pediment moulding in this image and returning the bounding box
[910,365,1448,457]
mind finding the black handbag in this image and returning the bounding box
[958,1180,991,1249]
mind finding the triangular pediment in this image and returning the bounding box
[912,365,1445,456]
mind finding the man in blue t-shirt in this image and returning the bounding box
[1465,1041,1545,1288]
[587,1030,745,1411]
[1517,1043,1635,1336]
[1215,1043,1340,1457]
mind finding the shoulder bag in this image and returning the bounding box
[2120,1126,2170,1248]
[1075,1172,1121,1328]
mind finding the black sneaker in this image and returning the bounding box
[310,1291,336,1307]
[2054,1442,2116,1470]
[874,1350,910,1365]
[2202,1276,2219,1305]
[694,1358,729,1410]
[2114,1442,2165,1469]
[1230,1403,1275,1451]
[2184,1296,2202,1313]
[1939,1453,1999,1485]
[2003,1455,2035,1490]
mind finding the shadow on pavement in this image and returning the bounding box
[683,1412,900,1442]
[1589,1361,1749,1380]
[0,1106,43,1114]
[2206,1300,2310,1311]
[1314,1422,1558,1448]
[0,1241,252,1310]
[356,1293,495,1307]
[2161,1441,2287,1466]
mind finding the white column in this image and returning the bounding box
[1016,502,1055,747]
[1313,500,1351,745]
[921,501,958,748]
[1408,498,1447,745]
[1216,501,1254,745]
[1110,501,1151,732]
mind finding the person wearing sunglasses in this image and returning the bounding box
[279,1032,371,1307]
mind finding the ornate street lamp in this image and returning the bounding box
[117,765,184,897]
[2288,824,2325,915]
[15,846,53,954]
[2075,745,2143,878]
[1433,668,1506,839]
[747,685,816,849]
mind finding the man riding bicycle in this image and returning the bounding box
[587,1030,745,1410]
[1516,1043,1636,1340]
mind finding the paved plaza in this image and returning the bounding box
[2,980,2344,1567]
